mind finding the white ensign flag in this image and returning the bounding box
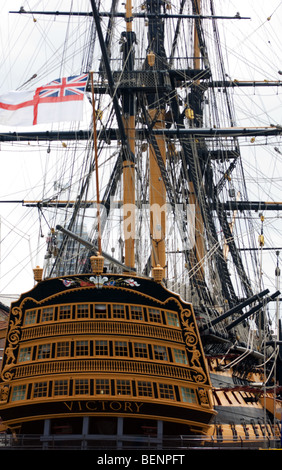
[0,74,88,126]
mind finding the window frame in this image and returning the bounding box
[173,348,188,364]
[112,304,126,319]
[133,342,148,358]
[116,379,131,395]
[33,381,48,398]
[158,383,175,400]
[166,311,180,327]
[58,304,72,320]
[180,386,197,404]
[53,380,69,396]
[75,340,89,356]
[76,303,89,319]
[37,343,51,360]
[148,308,162,324]
[18,346,32,363]
[11,384,27,402]
[96,379,110,395]
[114,341,128,357]
[41,307,54,323]
[137,381,153,397]
[24,309,37,326]
[153,344,168,361]
[74,379,90,395]
[94,304,107,318]
[130,305,144,321]
[95,340,108,356]
[56,341,70,358]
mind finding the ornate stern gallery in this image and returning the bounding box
[0,257,215,443]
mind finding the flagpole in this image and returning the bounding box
[90,71,102,254]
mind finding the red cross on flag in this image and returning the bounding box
[0,74,88,126]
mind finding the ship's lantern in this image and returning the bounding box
[33,266,43,282]
[152,264,164,282]
[90,253,104,275]
[147,51,156,67]
[185,107,194,120]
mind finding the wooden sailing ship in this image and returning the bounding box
[0,0,281,449]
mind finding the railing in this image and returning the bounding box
[21,321,183,342]
[14,358,196,382]
[0,433,280,450]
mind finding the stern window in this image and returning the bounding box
[75,379,89,395]
[11,385,27,402]
[24,310,37,325]
[180,387,197,403]
[153,345,168,361]
[166,311,180,327]
[76,304,89,318]
[54,380,69,396]
[95,340,108,355]
[33,381,48,398]
[134,342,148,358]
[76,341,89,356]
[158,383,174,400]
[94,304,107,318]
[41,307,54,322]
[56,341,70,357]
[173,348,188,364]
[137,381,153,397]
[38,344,51,359]
[112,304,125,319]
[18,347,32,362]
[148,308,162,323]
[114,341,128,356]
[59,305,72,320]
[116,380,131,395]
[130,305,143,321]
[96,379,110,395]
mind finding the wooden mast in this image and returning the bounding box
[90,72,102,254]
[122,0,135,271]
[147,0,166,281]
[149,108,166,279]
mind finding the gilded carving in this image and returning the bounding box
[0,385,9,402]
[180,308,208,385]
[198,387,210,406]
[1,307,22,382]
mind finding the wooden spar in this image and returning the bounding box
[90,72,102,254]
[122,0,135,271]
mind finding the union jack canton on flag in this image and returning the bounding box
[0,73,88,127]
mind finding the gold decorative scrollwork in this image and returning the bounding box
[180,309,199,351]
[180,308,207,385]
[0,385,9,403]
[198,387,210,406]
[1,307,22,382]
